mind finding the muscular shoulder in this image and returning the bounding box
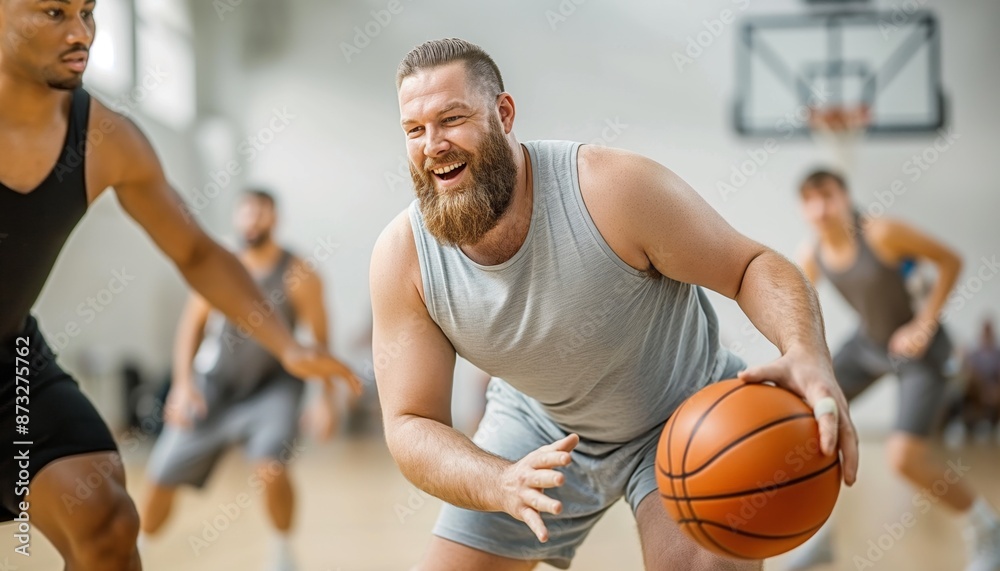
[371,209,424,304]
[861,216,908,258]
[860,215,956,268]
[86,98,162,191]
[860,216,898,242]
[575,145,681,271]
[577,145,695,221]
[577,144,668,200]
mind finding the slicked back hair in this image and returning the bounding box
[396,38,504,102]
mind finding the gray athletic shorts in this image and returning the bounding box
[834,328,952,437]
[146,374,304,488]
[433,350,746,569]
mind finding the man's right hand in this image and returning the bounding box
[499,433,579,543]
[164,379,207,428]
[280,344,364,396]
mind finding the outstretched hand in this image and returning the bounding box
[281,344,364,395]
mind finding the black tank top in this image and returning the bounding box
[0,88,90,362]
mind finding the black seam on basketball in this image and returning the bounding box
[657,413,814,478]
[681,382,753,559]
[676,518,824,540]
[659,458,840,501]
[690,522,744,559]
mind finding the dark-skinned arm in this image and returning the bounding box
[95,102,345,381]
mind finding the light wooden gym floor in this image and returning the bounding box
[2,435,998,570]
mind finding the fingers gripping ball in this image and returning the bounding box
[655,379,841,560]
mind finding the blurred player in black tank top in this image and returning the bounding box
[0,1,357,569]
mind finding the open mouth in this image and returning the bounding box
[431,162,467,182]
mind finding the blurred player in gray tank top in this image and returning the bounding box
[371,38,859,571]
[139,190,361,571]
[787,170,1000,571]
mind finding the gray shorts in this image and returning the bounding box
[834,328,952,437]
[146,375,304,487]
[433,350,746,569]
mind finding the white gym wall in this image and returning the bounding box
[34,0,1000,435]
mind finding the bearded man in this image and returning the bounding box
[369,38,858,571]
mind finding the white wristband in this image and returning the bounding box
[813,397,839,421]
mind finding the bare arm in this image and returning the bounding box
[172,293,211,386]
[731,255,859,480]
[163,293,211,426]
[583,148,829,355]
[95,102,342,380]
[733,254,829,366]
[286,259,362,395]
[371,214,501,508]
[868,218,962,326]
[371,213,571,541]
[582,147,857,484]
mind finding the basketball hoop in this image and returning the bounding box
[808,104,872,135]
[734,11,945,137]
[808,104,871,176]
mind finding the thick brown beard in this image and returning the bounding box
[411,118,518,246]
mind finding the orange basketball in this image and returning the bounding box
[655,379,841,560]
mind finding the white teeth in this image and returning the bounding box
[432,162,465,175]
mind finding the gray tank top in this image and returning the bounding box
[815,215,914,347]
[194,249,298,400]
[409,140,727,443]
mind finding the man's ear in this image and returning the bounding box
[497,92,516,134]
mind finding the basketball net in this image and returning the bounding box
[808,104,871,179]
